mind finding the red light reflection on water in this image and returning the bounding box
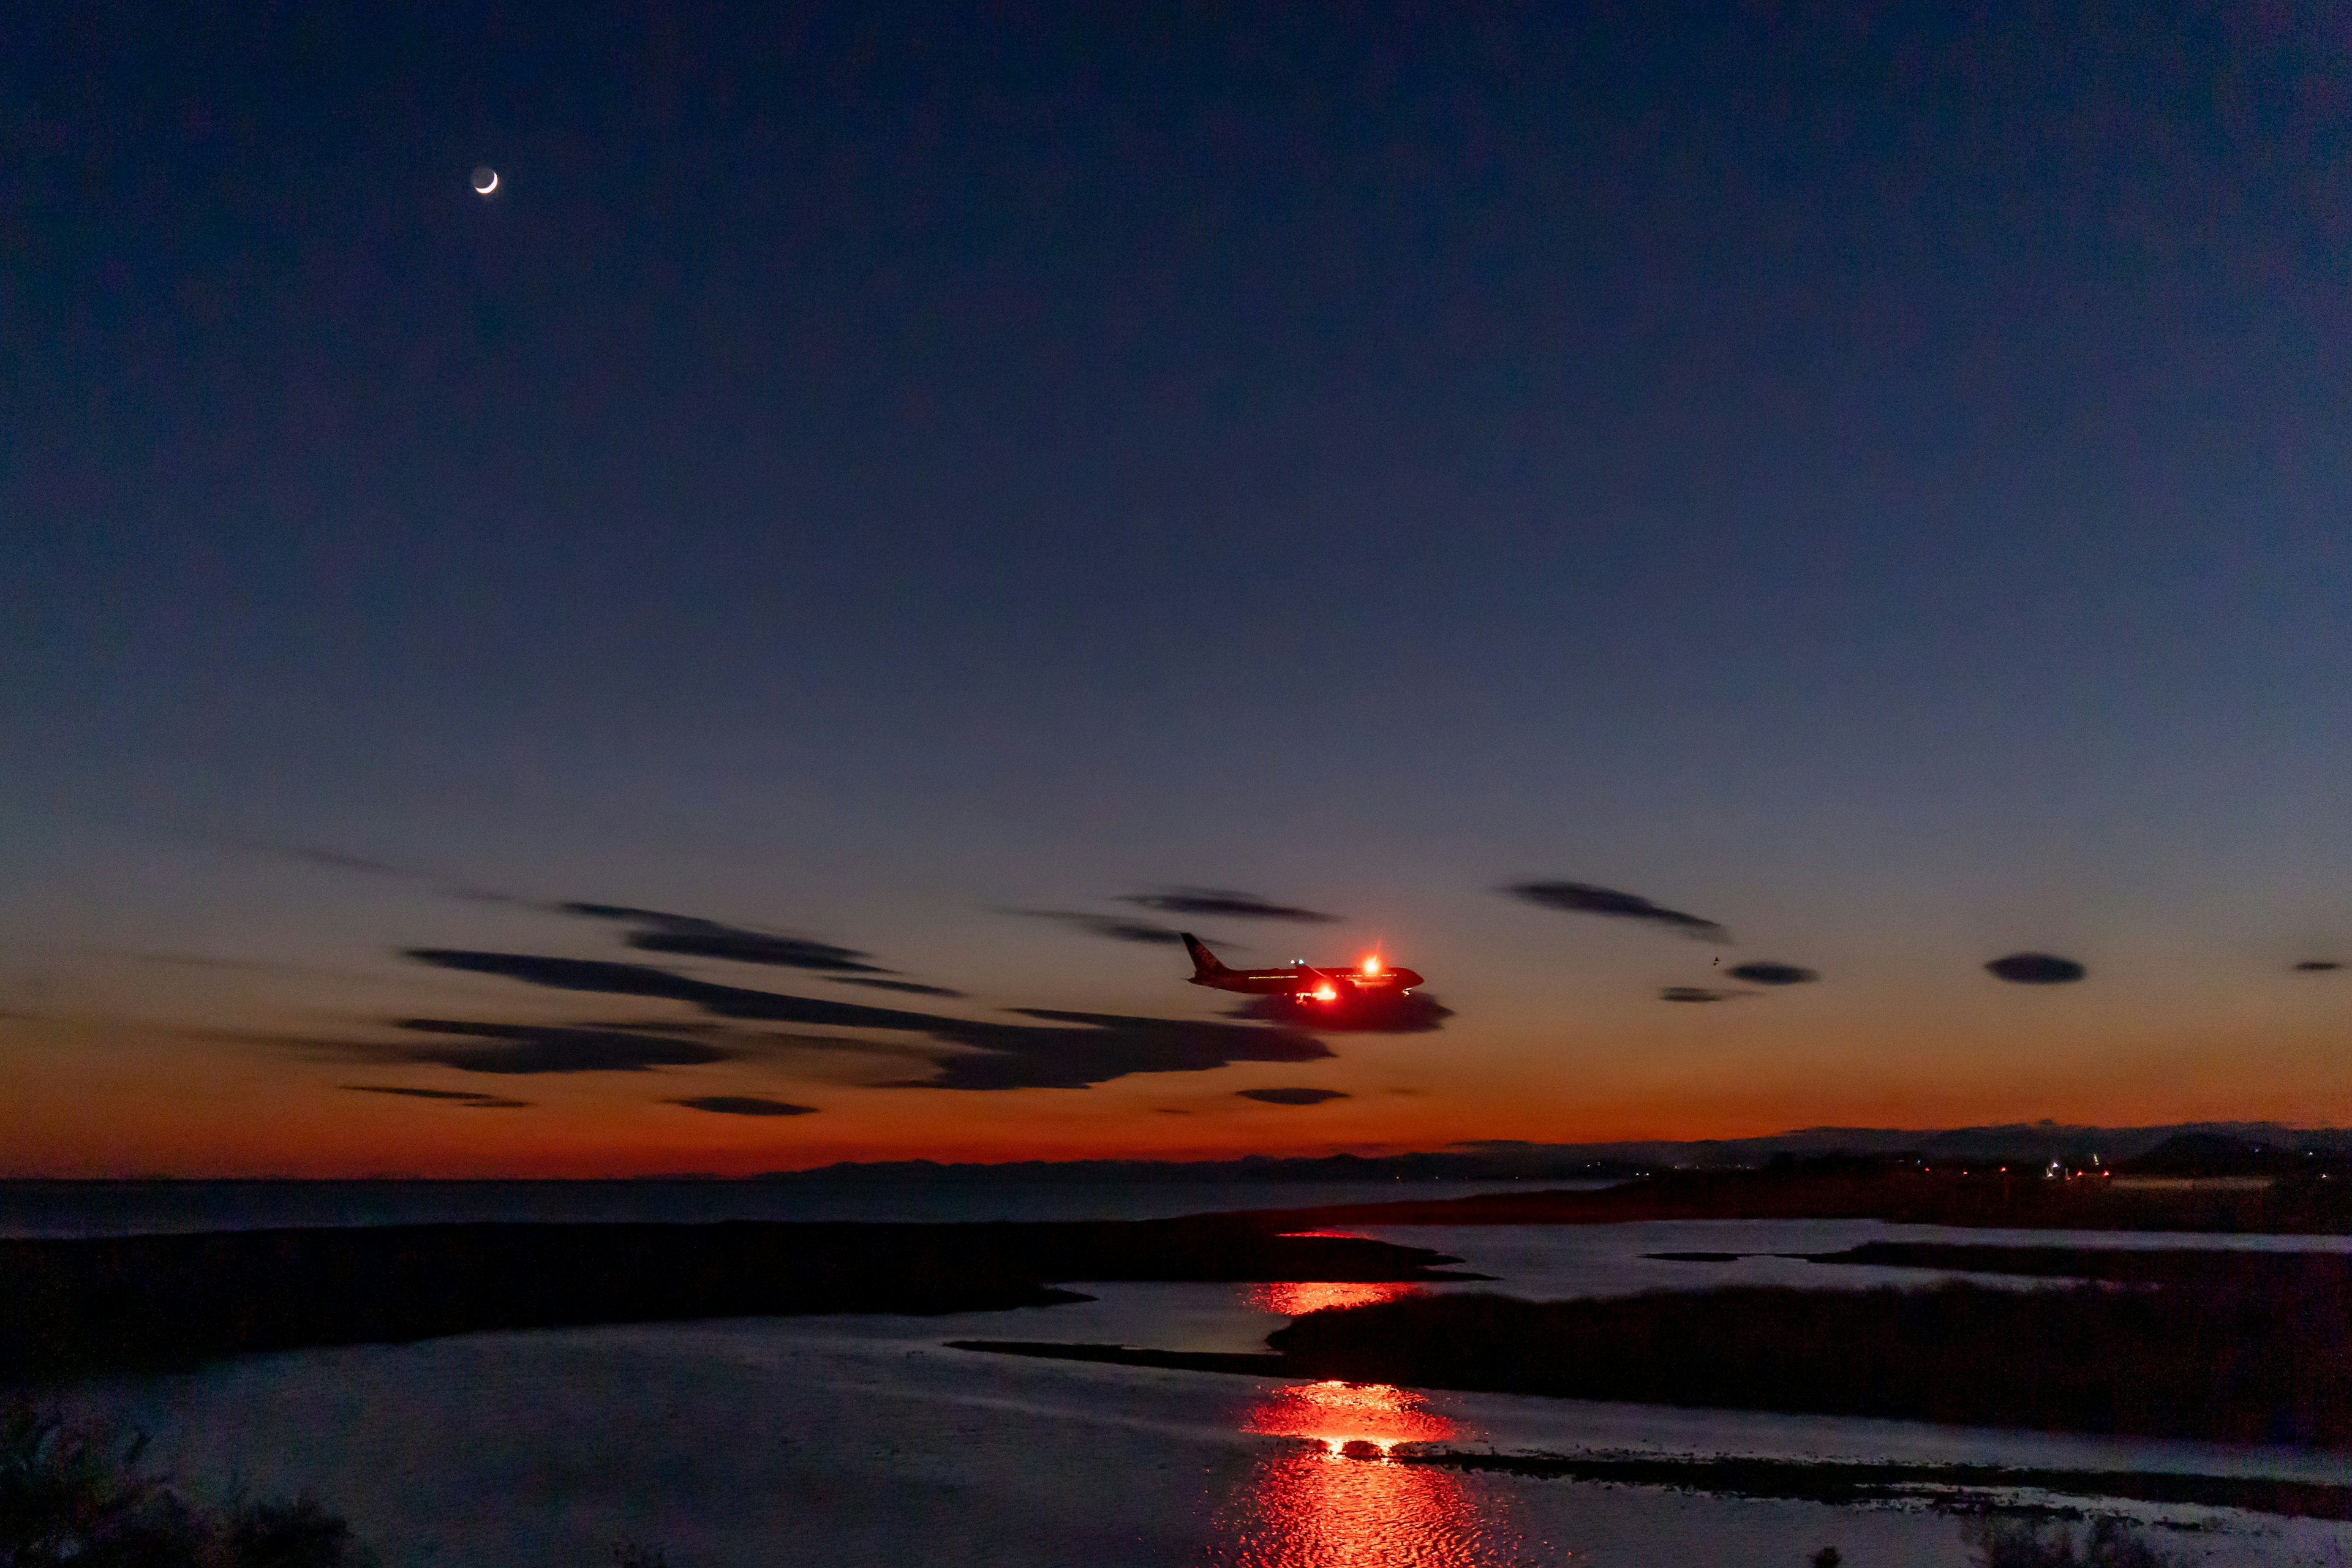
[1210,1381,1537,1566]
[1245,1281,1417,1317]
[1243,1378,1458,1455]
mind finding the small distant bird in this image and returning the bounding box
[472,166,499,196]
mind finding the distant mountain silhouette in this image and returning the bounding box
[2116,1131,2322,1178]
[754,1121,2352,1184]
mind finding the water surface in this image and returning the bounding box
[55,1204,2352,1567]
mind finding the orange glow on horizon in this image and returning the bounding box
[13,1005,2352,1177]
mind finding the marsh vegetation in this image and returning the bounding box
[1267,1277,2352,1445]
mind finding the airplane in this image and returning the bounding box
[1180,933,1423,1004]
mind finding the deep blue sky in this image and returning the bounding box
[5,4,2348,1172]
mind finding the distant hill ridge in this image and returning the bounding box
[759,1121,2352,1184]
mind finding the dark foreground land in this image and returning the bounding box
[1258,1166,2352,1232]
[1401,1451,2352,1524]
[0,1218,1475,1382]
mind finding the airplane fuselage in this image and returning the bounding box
[1188,965,1424,997]
[1179,933,1422,1003]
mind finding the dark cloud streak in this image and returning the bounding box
[402,949,1329,1090]
[1231,992,1455,1034]
[1237,1087,1349,1106]
[405,951,944,1027]
[1506,881,1728,942]
[898,1008,1330,1091]
[559,904,889,973]
[1727,962,1819,986]
[1984,952,2087,985]
[667,1095,818,1117]
[391,1017,736,1074]
[1119,889,1339,923]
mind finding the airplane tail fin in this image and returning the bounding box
[1180,933,1227,977]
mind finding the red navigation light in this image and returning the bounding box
[1314,984,1338,1002]
[1362,955,1381,976]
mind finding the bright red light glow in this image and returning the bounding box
[1314,984,1338,1001]
[1245,1280,1415,1317]
[1243,1379,1458,1453]
[1212,1381,1534,1564]
[1362,955,1381,976]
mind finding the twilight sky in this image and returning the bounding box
[4,3,2348,1175]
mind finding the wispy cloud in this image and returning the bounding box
[1001,908,1202,946]
[341,1083,533,1108]
[829,977,968,997]
[199,834,523,904]
[240,841,415,877]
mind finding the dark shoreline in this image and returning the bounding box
[0,1218,1476,1383]
[1784,1242,2352,1287]
[949,1338,1288,1376]
[1251,1168,2352,1232]
[946,1340,2352,1521]
[951,1244,2352,1452]
[13,1169,2347,1407]
[1403,1450,2352,1523]
[1263,1282,2352,1449]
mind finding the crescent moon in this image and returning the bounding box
[472,168,499,195]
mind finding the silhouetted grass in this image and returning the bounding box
[1267,1275,2352,1446]
[1,1398,369,1566]
[2,1404,687,1566]
[1966,1518,2185,1567]
[1394,1449,2352,1520]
